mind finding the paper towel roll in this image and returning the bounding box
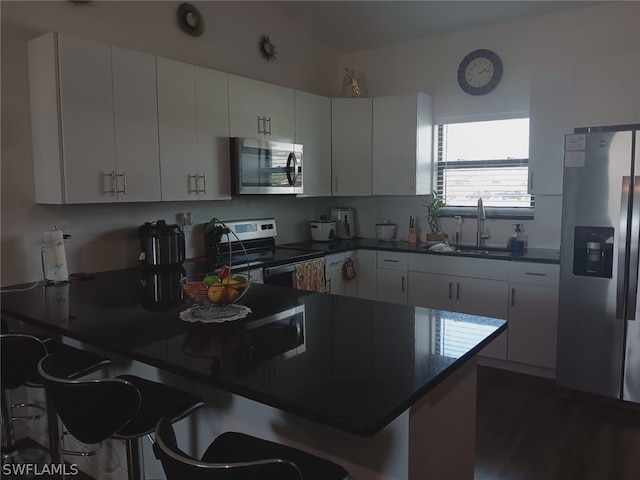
[42,230,69,284]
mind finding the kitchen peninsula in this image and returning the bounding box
[1,265,505,480]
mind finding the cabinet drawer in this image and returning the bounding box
[377,251,408,271]
[509,262,559,286]
[325,252,346,272]
[408,253,509,281]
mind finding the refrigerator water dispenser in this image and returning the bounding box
[573,226,614,278]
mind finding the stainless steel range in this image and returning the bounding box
[206,218,323,288]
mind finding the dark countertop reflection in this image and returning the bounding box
[278,238,560,264]
[1,266,505,437]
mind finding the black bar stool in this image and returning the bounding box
[1,334,48,466]
[39,353,204,480]
[153,417,352,480]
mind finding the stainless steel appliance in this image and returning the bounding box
[558,125,640,404]
[230,137,303,194]
[330,207,355,239]
[140,265,185,311]
[137,220,185,267]
[205,218,322,289]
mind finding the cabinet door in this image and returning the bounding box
[376,269,407,305]
[157,57,198,201]
[408,272,456,312]
[194,67,231,200]
[528,72,574,195]
[331,98,372,196]
[228,75,264,138]
[112,47,160,202]
[373,94,417,196]
[357,250,377,300]
[343,251,358,298]
[264,83,295,143]
[295,91,331,197]
[326,269,345,296]
[508,283,558,369]
[58,34,115,203]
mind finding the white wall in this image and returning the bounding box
[1,1,338,285]
[336,1,640,249]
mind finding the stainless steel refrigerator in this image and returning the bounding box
[557,126,640,404]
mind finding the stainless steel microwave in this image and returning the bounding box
[230,137,303,194]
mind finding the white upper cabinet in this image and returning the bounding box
[157,57,199,201]
[528,72,574,195]
[29,33,116,204]
[112,47,161,202]
[157,58,231,201]
[28,34,161,204]
[194,66,231,200]
[228,75,295,142]
[294,90,332,197]
[331,98,373,196]
[373,93,433,196]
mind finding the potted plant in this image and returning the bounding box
[425,191,446,242]
[204,217,230,267]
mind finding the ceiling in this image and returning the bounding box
[272,1,606,54]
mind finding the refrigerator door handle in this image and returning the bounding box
[627,176,640,321]
[617,176,632,320]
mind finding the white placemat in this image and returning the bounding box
[179,304,252,323]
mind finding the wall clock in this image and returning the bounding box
[457,49,503,96]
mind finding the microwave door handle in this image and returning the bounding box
[286,152,297,186]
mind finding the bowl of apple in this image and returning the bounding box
[182,266,251,307]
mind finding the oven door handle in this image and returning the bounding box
[264,263,298,277]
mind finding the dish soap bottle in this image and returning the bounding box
[508,224,525,254]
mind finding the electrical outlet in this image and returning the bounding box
[454,216,463,225]
[180,212,194,232]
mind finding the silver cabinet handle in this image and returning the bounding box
[524,272,547,276]
[257,116,264,134]
[188,174,198,194]
[197,174,206,193]
[409,176,415,192]
[511,287,515,306]
[266,117,272,135]
[104,171,116,194]
[334,176,339,192]
[448,282,452,299]
[115,172,126,195]
[383,259,399,263]
[401,276,405,292]
[327,279,331,293]
[329,261,342,267]
[456,283,460,300]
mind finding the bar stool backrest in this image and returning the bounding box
[38,353,141,445]
[1,334,46,390]
[154,418,303,480]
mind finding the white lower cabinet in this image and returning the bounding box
[356,250,377,300]
[407,271,509,360]
[325,251,357,297]
[376,252,408,305]
[507,263,559,370]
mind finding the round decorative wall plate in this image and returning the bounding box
[259,34,277,61]
[457,49,503,96]
[178,3,205,37]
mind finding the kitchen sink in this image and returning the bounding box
[422,243,515,257]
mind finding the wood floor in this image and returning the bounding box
[475,366,640,480]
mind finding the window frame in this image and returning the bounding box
[435,122,535,219]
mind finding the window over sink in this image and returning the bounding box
[436,118,534,217]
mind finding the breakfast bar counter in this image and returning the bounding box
[1,266,506,479]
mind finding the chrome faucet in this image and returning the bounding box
[476,198,490,247]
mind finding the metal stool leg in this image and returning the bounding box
[125,437,144,480]
[1,389,17,462]
[45,393,63,480]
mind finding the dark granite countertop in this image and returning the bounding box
[1,265,505,437]
[278,238,560,264]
